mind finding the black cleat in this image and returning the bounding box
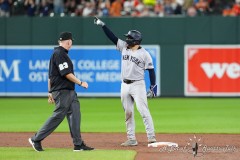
[28,138,44,152]
[73,142,94,151]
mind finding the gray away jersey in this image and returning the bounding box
[117,39,154,80]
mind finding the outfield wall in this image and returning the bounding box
[0,16,240,97]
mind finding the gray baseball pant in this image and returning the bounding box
[121,80,155,140]
[31,90,82,146]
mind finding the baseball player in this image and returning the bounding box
[94,17,157,146]
[28,32,94,152]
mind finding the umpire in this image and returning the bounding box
[28,32,94,152]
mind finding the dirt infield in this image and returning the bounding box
[0,132,240,160]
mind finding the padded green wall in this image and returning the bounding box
[0,16,239,96]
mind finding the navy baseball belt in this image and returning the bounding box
[123,79,138,84]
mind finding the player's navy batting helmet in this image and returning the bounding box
[124,30,142,46]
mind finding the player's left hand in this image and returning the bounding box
[147,85,157,98]
[48,93,55,104]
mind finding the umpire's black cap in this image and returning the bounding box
[58,32,74,41]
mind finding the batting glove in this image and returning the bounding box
[94,16,105,27]
[147,85,157,98]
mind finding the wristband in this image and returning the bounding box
[79,81,83,86]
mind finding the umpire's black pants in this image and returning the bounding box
[32,90,82,146]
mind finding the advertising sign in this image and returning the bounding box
[0,45,160,97]
[185,45,240,96]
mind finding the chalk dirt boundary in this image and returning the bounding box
[0,133,239,160]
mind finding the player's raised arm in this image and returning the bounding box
[94,17,118,45]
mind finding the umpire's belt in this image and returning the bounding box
[123,79,137,84]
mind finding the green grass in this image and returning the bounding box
[151,98,240,133]
[0,98,240,133]
[0,147,136,160]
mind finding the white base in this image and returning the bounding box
[148,142,178,147]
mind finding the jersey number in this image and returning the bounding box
[59,62,68,71]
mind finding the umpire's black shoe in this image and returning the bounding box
[73,142,94,151]
[28,138,44,152]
